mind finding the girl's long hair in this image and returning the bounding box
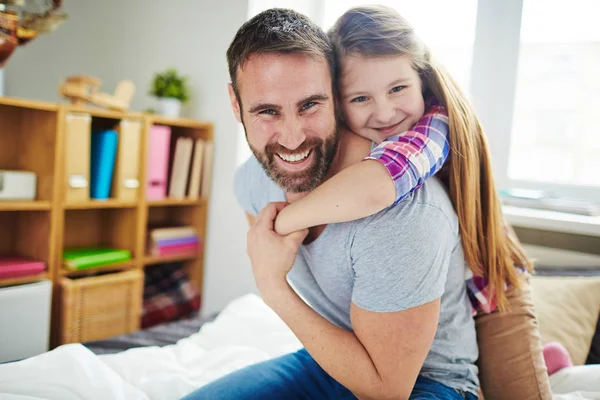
[328,5,533,310]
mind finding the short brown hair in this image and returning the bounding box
[226,8,336,98]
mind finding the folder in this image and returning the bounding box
[90,129,118,200]
[168,137,193,198]
[64,113,91,203]
[146,125,171,200]
[200,141,214,198]
[187,138,205,199]
[111,119,142,202]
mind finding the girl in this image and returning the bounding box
[275,5,552,398]
[274,4,531,315]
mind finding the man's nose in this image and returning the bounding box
[277,117,306,150]
[374,101,396,126]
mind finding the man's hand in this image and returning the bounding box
[247,202,308,301]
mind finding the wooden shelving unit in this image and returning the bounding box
[0,96,214,348]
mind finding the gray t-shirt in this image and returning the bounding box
[234,155,479,394]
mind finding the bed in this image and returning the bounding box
[1,271,599,400]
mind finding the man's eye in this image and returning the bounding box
[260,109,277,115]
[351,96,368,103]
[301,102,317,111]
[390,85,405,93]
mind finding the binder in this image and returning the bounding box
[187,138,205,199]
[168,137,193,198]
[200,141,214,198]
[90,129,118,200]
[111,119,142,201]
[64,113,91,203]
[146,125,171,200]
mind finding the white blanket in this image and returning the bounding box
[1,293,599,400]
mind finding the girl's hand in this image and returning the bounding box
[247,202,308,299]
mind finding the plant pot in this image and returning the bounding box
[157,97,181,118]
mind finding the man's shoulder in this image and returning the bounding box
[234,155,283,215]
[355,178,458,238]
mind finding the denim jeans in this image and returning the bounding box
[180,349,478,400]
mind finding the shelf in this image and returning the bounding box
[65,104,143,120]
[145,114,212,130]
[0,272,49,287]
[0,96,59,112]
[144,253,198,266]
[61,260,136,277]
[0,201,51,211]
[64,199,138,209]
[147,197,207,207]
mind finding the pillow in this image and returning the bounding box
[530,275,600,366]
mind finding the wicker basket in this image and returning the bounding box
[60,269,143,344]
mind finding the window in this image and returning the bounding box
[508,0,600,190]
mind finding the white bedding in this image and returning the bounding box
[0,293,599,400]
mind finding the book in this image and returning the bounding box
[187,138,205,199]
[200,141,214,198]
[90,130,119,200]
[151,243,199,257]
[149,226,198,241]
[62,248,131,271]
[0,257,45,279]
[168,137,194,198]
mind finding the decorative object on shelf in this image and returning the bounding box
[0,170,36,200]
[58,75,136,111]
[0,0,67,67]
[149,68,190,118]
[62,248,131,271]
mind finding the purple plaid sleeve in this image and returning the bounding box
[364,97,450,205]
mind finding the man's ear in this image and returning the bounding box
[228,83,242,123]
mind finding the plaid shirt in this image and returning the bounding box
[364,96,506,315]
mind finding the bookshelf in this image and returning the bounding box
[0,96,214,348]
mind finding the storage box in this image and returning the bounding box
[0,279,52,363]
[0,170,36,200]
[60,269,143,344]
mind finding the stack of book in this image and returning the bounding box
[62,248,132,271]
[148,226,200,258]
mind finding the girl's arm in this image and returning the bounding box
[274,100,450,235]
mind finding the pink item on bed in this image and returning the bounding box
[0,257,46,279]
[543,341,574,375]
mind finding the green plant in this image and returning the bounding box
[149,68,190,103]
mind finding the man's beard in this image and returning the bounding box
[247,127,340,193]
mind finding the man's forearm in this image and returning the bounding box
[264,281,389,400]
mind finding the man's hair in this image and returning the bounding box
[226,8,337,99]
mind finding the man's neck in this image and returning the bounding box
[285,129,372,204]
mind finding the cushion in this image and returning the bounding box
[530,276,600,366]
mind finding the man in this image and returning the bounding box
[182,8,478,400]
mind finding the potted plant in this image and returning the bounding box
[149,68,190,117]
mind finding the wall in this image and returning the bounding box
[5,0,258,315]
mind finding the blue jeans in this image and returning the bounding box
[181,349,478,400]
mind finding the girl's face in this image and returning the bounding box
[340,54,425,144]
